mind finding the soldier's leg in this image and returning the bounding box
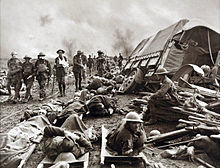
[62,76,66,96]
[79,71,82,90]
[6,78,12,96]
[74,72,79,91]
[58,76,63,97]
[25,78,33,99]
[41,79,47,98]
[14,79,22,100]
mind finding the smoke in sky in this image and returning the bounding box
[113,29,134,57]
[1,0,220,59]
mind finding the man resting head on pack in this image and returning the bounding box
[106,112,147,156]
[42,114,93,160]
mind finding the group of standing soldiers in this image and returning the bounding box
[6,49,123,102]
[7,51,52,102]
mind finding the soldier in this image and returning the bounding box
[96,50,105,77]
[81,52,87,83]
[118,53,123,70]
[6,51,23,102]
[144,68,180,125]
[54,49,68,97]
[35,52,51,101]
[22,55,35,102]
[106,112,146,156]
[87,55,93,76]
[72,50,84,92]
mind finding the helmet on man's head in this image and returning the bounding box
[23,55,32,59]
[97,50,104,54]
[123,112,143,123]
[56,49,65,54]
[38,52,46,57]
[11,51,18,56]
[77,50,82,54]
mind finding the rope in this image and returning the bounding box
[207,30,215,65]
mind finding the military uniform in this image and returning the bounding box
[107,121,146,155]
[7,57,23,100]
[87,56,93,75]
[43,114,92,159]
[96,55,105,77]
[81,54,87,82]
[73,53,83,91]
[22,59,35,100]
[55,54,68,96]
[35,54,51,99]
[118,55,123,70]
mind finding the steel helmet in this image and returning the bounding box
[38,52,46,56]
[149,130,161,136]
[11,51,18,56]
[123,112,143,123]
[201,65,210,74]
[23,55,32,59]
[54,152,76,163]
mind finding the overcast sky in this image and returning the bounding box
[1,0,220,59]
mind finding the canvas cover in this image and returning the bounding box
[126,19,220,73]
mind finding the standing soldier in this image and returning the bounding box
[22,55,35,102]
[73,50,83,92]
[96,50,105,77]
[35,52,51,101]
[81,52,88,83]
[118,53,123,71]
[87,55,93,76]
[54,49,68,97]
[6,51,23,102]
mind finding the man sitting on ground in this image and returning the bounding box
[106,112,146,156]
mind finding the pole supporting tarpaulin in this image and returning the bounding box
[207,30,215,65]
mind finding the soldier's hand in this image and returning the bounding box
[64,131,79,141]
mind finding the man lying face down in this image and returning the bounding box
[106,112,147,156]
[42,114,93,160]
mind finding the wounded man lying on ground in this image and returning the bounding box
[187,125,220,165]
[42,114,93,160]
[106,112,147,156]
[86,95,117,116]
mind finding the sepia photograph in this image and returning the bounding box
[0,0,220,167]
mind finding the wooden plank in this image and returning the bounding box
[18,135,43,168]
[37,152,89,168]
[101,125,151,166]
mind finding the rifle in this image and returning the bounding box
[51,74,56,94]
[157,136,202,149]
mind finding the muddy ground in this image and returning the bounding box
[0,77,200,168]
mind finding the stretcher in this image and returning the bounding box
[37,152,89,168]
[101,125,150,167]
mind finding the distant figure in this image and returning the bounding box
[81,52,88,83]
[72,50,83,92]
[113,55,117,63]
[118,53,123,70]
[22,55,35,102]
[54,49,68,97]
[35,52,51,101]
[6,51,23,102]
[87,55,94,76]
[107,112,146,156]
[96,50,105,77]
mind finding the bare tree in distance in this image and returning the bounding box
[112,29,134,58]
[62,39,77,65]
